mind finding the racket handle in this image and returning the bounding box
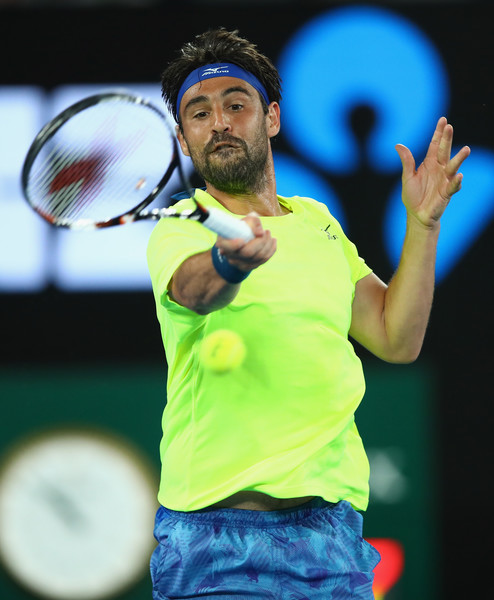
[203,207,255,241]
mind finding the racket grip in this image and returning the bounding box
[203,207,255,241]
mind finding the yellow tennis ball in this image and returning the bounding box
[200,330,246,373]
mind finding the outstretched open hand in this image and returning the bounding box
[395,117,470,229]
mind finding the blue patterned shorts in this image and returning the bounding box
[150,497,380,599]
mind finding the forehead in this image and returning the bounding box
[180,76,257,106]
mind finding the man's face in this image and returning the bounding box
[177,76,279,194]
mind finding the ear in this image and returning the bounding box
[266,102,281,138]
[175,124,191,157]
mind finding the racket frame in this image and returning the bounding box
[21,92,188,230]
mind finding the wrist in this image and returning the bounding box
[211,245,251,284]
[406,212,441,236]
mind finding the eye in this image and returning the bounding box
[230,103,244,111]
[192,110,209,119]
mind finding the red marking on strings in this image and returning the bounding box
[49,156,105,197]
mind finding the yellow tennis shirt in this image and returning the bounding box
[147,189,373,511]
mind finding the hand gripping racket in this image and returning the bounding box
[21,91,254,241]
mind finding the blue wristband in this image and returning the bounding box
[211,245,251,284]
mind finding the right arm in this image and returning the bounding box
[169,213,276,315]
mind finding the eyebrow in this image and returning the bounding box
[182,86,254,115]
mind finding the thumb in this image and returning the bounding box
[242,211,264,237]
[395,143,416,180]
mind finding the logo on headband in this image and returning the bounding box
[202,66,231,76]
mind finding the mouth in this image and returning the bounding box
[211,142,239,153]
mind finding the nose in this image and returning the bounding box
[212,108,231,133]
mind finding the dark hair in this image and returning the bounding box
[161,28,282,122]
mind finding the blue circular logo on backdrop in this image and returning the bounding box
[277,6,449,175]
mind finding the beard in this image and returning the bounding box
[186,123,270,195]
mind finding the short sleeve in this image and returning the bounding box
[297,196,373,285]
[146,206,216,305]
[336,227,373,285]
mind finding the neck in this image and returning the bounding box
[205,187,287,217]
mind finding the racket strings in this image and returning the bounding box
[26,99,176,225]
[33,145,106,222]
[38,135,136,222]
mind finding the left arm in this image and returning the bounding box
[349,117,470,363]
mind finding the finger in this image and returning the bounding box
[216,237,248,254]
[446,172,464,197]
[215,212,264,252]
[437,123,454,165]
[218,234,259,258]
[395,144,416,180]
[218,225,271,254]
[446,145,471,176]
[242,212,264,237]
[229,232,276,267]
[237,231,274,261]
[425,116,447,161]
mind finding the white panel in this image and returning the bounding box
[53,221,155,291]
[0,87,50,291]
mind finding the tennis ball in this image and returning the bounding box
[200,329,246,373]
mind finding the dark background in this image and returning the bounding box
[1,2,492,598]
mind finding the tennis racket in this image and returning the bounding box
[21,91,254,241]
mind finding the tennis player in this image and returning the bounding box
[147,28,470,599]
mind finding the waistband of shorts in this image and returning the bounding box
[159,496,338,528]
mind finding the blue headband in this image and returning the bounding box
[175,62,270,121]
